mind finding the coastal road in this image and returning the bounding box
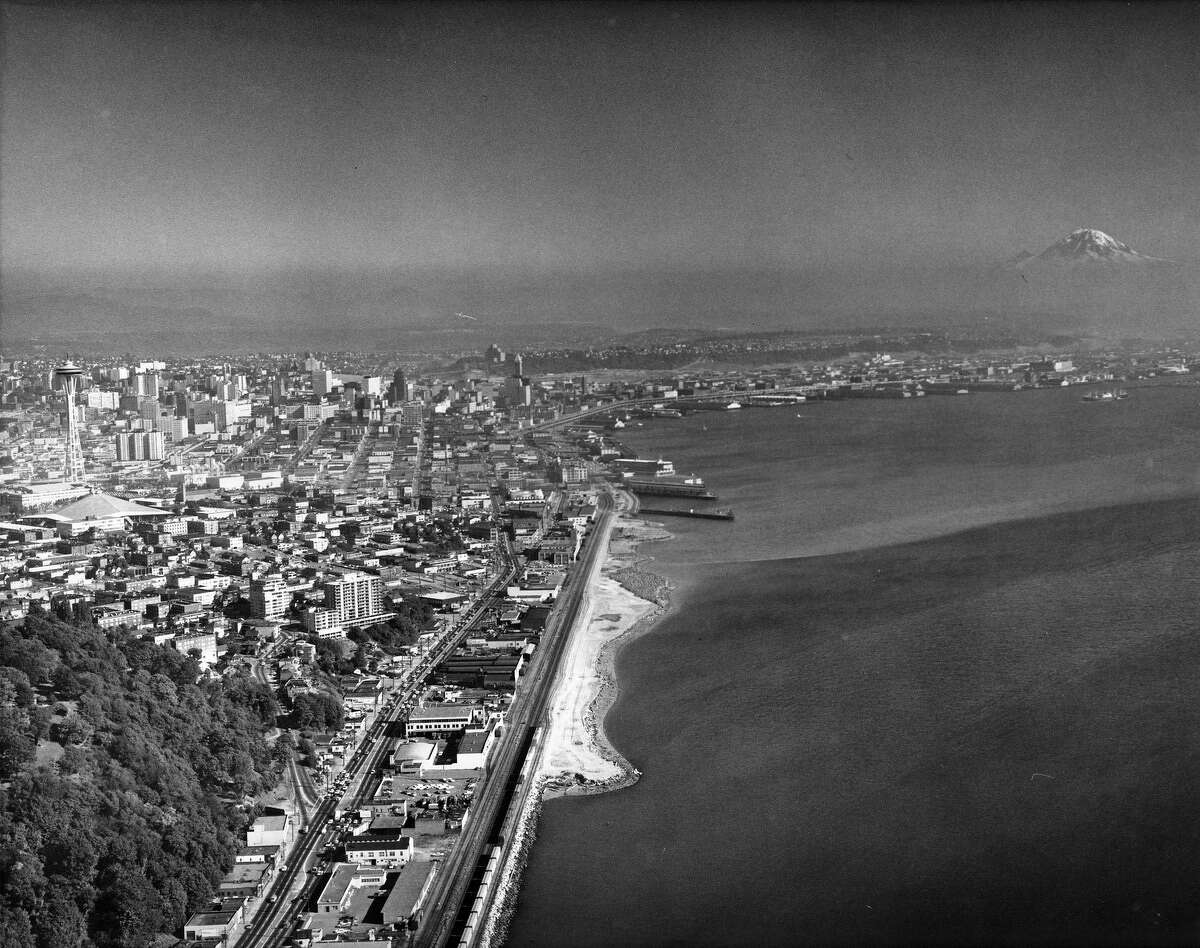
[416,493,616,948]
[239,686,422,948]
[237,556,520,948]
[235,794,335,948]
[462,489,624,946]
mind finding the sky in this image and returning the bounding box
[3,1,1200,276]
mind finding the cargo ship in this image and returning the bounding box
[626,475,717,499]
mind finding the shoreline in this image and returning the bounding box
[481,510,674,948]
[537,514,674,798]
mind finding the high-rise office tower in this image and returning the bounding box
[115,431,165,461]
[143,431,164,460]
[134,372,160,398]
[389,368,407,405]
[115,433,135,461]
[313,369,337,398]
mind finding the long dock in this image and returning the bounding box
[637,507,735,521]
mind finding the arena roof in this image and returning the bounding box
[51,492,165,522]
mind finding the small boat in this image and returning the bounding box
[1082,390,1120,402]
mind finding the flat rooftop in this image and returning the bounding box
[382,861,436,919]
[221,863,268,885]
[457,728,492,755]
[345,835,412,854]
[318,863,358,908]
[237,844,279,860]
[407,703,477,721]
[186,911,237,926]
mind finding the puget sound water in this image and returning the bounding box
[506,384,1200,947]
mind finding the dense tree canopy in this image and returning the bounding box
[0,609,282,948]
[290,691,343,732]
[314,637,355,677]
[349,597,434,653]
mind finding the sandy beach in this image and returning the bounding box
[536,514,672,797]
[479,509,675,947]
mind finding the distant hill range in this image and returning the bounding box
[3,230,1199,352]
[0,272,619,354]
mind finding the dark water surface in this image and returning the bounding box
[506,385,1200,947]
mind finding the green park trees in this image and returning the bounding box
[0,612,283,946]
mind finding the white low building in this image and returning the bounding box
[246,810,292,848]
[343,833,413,868]
[391,740,438,775]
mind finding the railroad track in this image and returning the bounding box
[237,557,520,948]
[415,496,615,948]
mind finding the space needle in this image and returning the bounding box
[53,362,86,481]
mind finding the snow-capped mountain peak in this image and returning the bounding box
[1035,228,1152,264]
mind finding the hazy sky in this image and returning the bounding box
[3,1,1199,274]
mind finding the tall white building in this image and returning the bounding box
[115,431,165,461]
[134,373,160,398]
[249,577,292,620]
[167,417,190,441]
[324,571,382,624]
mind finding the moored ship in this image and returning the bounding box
[627,475,717,499]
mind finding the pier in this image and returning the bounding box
[637,507,735,521]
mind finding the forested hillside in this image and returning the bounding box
[0,609,283,947]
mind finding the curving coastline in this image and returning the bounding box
[482,513,673,948]
[538,515,673,797]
